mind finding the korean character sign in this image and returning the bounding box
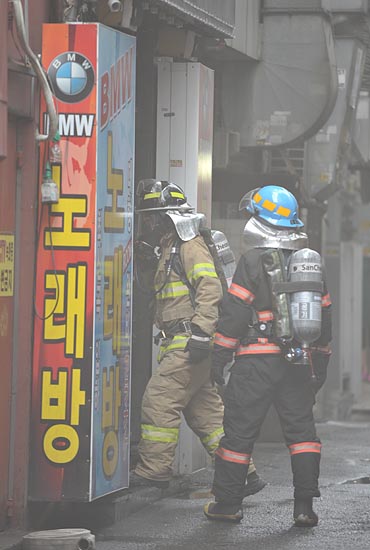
[93,25,135,499]
[31,23,135,502]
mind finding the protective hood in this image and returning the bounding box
[165,211,206,242]
[243,216,308,251]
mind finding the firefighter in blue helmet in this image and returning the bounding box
[204,185,332,526]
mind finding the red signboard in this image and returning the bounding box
[31,24,98,501]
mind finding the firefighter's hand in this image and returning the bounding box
[185,324,211,363]
[211,345,234,386]
[134,240,160,267]
[211,361,225,386]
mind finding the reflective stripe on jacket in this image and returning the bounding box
[154,234,223,336]
[214,247,332,356]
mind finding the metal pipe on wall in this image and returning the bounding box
[12,0,58,141]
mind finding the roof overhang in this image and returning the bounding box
[149,0,235,38]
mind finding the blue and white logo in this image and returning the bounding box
[48,52,95,104]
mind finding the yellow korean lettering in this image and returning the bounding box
[102,429,118,478]
[43,424,79,464]
[101,363,122,430]
[104,257,113,340]
[113,246,123,356]
[44,196,91,249]
[65,263,87,358]
[104,247,123,355]
[70,368,86,425]
[104,132,125,232]
[41,369,67,421]
[101,363,122,478]
[43,273,66,341]
[102,365,114,429]
[114,362,122,430]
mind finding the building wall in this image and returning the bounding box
[0,0,52,529]
[131,23,159,451]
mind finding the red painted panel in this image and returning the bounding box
[1,0,52,529]
[0,1,8,158]
[30,23,98,502]
[10,119,39,527]
[0,123,16,530]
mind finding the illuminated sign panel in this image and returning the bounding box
[31,23,135,501]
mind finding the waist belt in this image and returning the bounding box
[241,309,274,345]
[154,319,192,344]
[243,323,273,344]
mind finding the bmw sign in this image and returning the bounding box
[48,52,95,103]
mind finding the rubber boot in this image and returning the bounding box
[293,497,318,527]
[243,471,267,497]
[130,472,170,490]
[204,502,243,523]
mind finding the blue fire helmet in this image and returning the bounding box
[239,185,304,228]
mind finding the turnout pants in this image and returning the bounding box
[135,349,225,481]
[213,355,321,505]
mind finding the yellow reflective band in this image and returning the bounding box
[170,191,185,199]
[144,192,161,200]
[157,335,189,362]
[166,335,188,348]
[262,199,276,212]
[276,205,291,217]
[254,192,262,204]
[187,263,218,282]
[156,281,190,299]
[202,427,224,452]
[141,423,179,443]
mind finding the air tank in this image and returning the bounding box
[211,230,236,288]
[288,248,322,347]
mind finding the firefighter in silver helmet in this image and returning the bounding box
[204,185,332,526]
[132,179,266,495]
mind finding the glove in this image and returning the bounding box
[211,347,234,386]
[185,324,211,364]
[134,240,159,267]
[211,360,226,386]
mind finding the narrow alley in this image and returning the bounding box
[95,420,370,550]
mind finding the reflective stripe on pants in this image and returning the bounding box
[212,354,321,504]
[135,349,224,481]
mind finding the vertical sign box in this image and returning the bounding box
[31,23,135,501]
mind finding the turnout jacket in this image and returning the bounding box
[154,233,223,336]
[213,248,332,361]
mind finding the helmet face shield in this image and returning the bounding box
[137,211,164,238]
[239,188,261,214]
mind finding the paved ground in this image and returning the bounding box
[96,420,370,550]
[3,419,370,550]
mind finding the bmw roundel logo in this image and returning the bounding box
[48,52,95,103]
